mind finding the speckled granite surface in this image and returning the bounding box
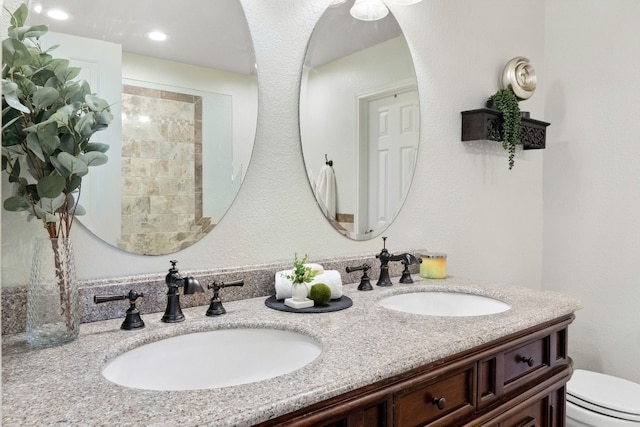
[1,250,418,334]
[2,276,582,427]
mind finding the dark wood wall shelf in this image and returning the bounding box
[461,108,550,150]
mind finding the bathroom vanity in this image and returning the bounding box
[1,277,581,427]
[257,315,572,426]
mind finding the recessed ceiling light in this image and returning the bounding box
[146,31,169,42]
[32,4,43,14]
[46,9,70,20]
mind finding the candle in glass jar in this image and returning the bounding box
[419,253,447,279]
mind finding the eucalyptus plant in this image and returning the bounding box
[2,3,113,239]
[490,88,521,170]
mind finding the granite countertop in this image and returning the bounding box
[1,276,582,427]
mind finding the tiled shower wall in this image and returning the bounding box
[118,85,212,255]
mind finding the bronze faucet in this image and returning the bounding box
[376,237,421,286]
[161,260,204,323]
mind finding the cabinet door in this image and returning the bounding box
[548,386,566,427]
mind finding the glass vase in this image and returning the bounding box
[26,237,80,346]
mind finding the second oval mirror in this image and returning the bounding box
[27,0,258,255]
[300,0,420,241]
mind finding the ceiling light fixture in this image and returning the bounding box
[46,8,70,20]
[384,0,423,5]
[350,0,389,21]
[146,31,169,42]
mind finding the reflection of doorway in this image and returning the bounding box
[356,83,419,238]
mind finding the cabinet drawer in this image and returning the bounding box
[498,394,548,427]
[503,336,550,391]
[394,366,475,427]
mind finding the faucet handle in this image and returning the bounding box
[399,254,422,284]
[94,290,145,330]
[206,279,245,316]
[346,264,373,291]
[376,236,391,261]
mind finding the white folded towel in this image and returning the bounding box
[304,263,325,275]
[275,270,343,300]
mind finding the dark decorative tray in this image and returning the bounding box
[264,295,353,313]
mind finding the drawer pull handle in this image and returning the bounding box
[432,397,446,410]
[521,356,534,367]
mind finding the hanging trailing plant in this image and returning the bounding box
[489,88,521,170]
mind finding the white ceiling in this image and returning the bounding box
[27,0,401,75]
[28,0,257,75]
[306,0,402,68]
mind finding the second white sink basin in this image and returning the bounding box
[102,328,322,391]
[378,291,511,317]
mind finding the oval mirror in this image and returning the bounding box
[26,0,258,255]
[300,1,419,240]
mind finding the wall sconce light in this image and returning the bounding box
[350,0,389,21]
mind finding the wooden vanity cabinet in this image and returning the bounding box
[255,315,573,427]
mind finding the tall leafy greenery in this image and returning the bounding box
[2,3,113,239]
[490,88,521,170]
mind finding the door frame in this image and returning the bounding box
[354,79,418,238]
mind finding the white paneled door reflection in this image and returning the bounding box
[365,89,419,235]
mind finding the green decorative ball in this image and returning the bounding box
[309,283,332,306]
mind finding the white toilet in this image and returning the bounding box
[566,369,640,426]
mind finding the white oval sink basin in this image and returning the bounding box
[102,328,322,391]
[378,292,511,317]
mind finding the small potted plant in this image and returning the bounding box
[2,3,113,345]
[488,88,521,170]
[284,253,319,304]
